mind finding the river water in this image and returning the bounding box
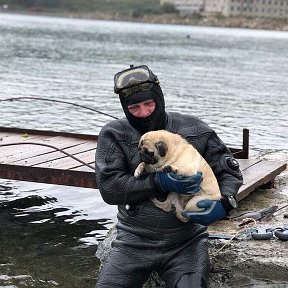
[0,13,288,288]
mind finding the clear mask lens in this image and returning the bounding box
[114,65,158,94]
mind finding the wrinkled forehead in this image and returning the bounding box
[139,134,151,146]
[139,133,158,146]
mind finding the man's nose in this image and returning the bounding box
[138,104,151,117]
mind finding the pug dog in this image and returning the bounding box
[134,130,221,222]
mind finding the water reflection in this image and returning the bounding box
[0,179,117,288]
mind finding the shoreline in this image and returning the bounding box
[2,10,288,31]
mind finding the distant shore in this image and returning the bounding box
[2,10,288,31]
[77,12,288,32]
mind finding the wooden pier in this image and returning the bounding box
[0,127,97,188]
[0,127,286,201]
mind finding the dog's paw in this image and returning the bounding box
[134,171,140,178]
[134,168,143,178]
[162,165,179,174]
[134,162,145,178]
[162,165,173,173]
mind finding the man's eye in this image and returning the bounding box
[128,106,138,112]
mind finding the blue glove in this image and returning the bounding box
[182,199,227,226]
[154,171,203,195]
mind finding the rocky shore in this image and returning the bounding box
[2,10,288,31]
[77,13,288,32]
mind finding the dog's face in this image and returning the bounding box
[138,132,168,165]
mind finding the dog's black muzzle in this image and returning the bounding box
[139,149,158,164]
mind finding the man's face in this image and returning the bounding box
[127,100,156,118]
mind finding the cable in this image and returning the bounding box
[0,142,95,170]
[0,96,118,120]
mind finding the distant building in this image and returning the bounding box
[160,0,288,18]
[204,0,226,15]
[223,0,288,18]
[160,0,204,15]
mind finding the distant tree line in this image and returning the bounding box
[0,0,177,16]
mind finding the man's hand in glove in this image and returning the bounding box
[182,199,228,226]
[154,171,203,195]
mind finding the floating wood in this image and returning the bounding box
[0,127,286,201]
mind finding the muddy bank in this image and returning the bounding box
[96,151,288,287]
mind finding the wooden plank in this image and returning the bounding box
[237,159,262,171]
[237,160,287,201]
[0,134,72,157]
[33,149,96,170]
[4,138,93,163]
[0,164,96,188]
[72,162,95,172]
[0,133,46,145]
[0,142,78,163]
[0,131,40,139]
[0,126,98,141]
[11,142,96,166]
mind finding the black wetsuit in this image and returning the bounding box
[95,112,243,288]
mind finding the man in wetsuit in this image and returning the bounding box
[95,65,243,288]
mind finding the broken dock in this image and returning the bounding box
[0,127,286,201]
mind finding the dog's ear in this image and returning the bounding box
[138,139,144,149]
[155,141,168,157]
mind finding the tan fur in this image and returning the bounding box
[134,130,221,222]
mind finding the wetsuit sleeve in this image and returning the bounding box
[95,124,156,205]
[203,131,243,204]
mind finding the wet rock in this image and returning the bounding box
[208,151,288,287]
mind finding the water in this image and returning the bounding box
[0,13,288,287]
[0,13,287,150]
[0,179,117,288]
